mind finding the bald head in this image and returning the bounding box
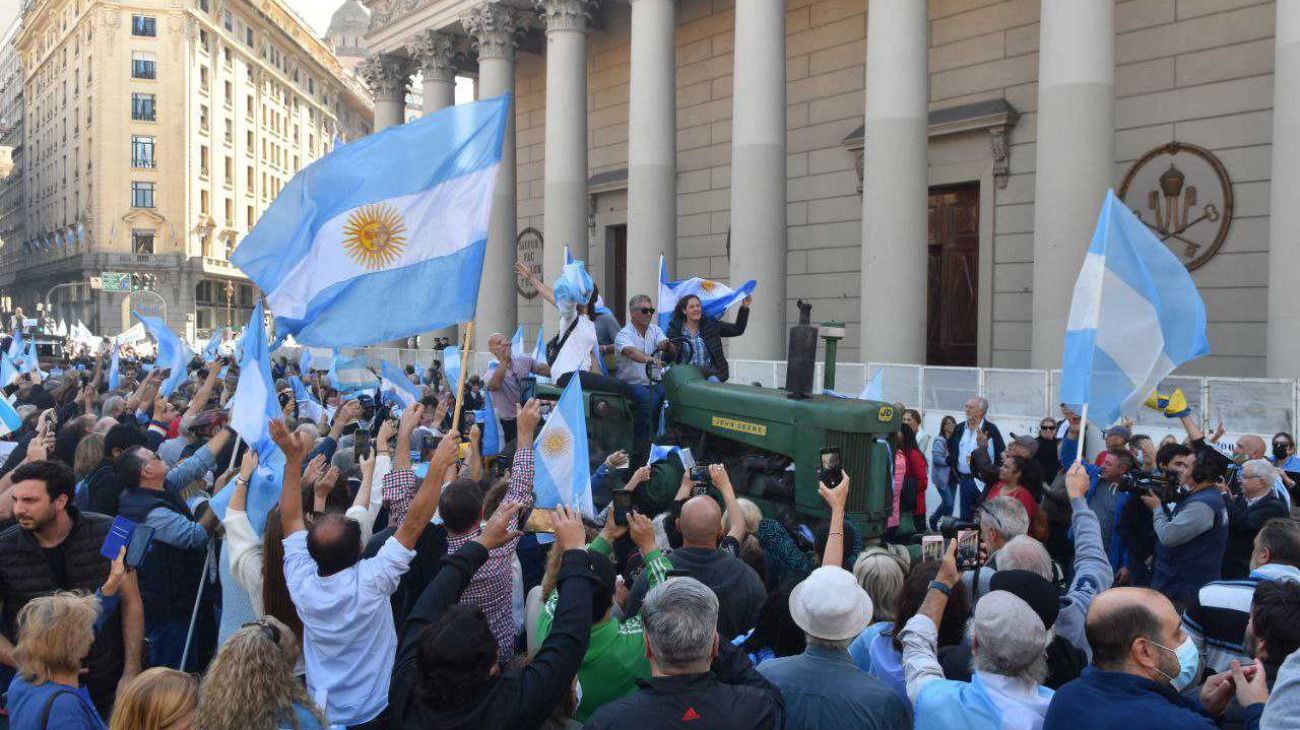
[1238,434,1267,460]
[678,495,723,548]
[1086,587,1180,671]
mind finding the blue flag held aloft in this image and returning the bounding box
[0,395,21,436]
[380,360,421,408]
[1060,190,1209,426]
[656,255,756,331]
[202,327,224,362]
[532,374,593,517]
[231,94,511,347]
[108,342,121,391]
[288,375,325,423]
[442,345,461,391]
[480,366,503,458]
[133,311,192,397]
[328,353,378,393]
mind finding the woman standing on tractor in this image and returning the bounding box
[666,293,751,382]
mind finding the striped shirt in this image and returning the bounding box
[1181,563,1300,674]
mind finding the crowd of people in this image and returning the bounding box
[0,289,1298,730]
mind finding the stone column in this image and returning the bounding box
[358,54,411,132]
[410,30,457,116]
[1268,3,1300,377]
[409,30,460,349]
[729,0,786,360]
[1031,1,1114,369]
[861,0,929,365]
[626,0,677,304]
[358,54,414,347]
[465,4,520,349]
[537,0,594,335]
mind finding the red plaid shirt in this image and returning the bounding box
[446,447,534,665]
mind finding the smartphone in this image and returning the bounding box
[612,490,633,526]
[525,508,556,534]
[819,447,843,488]
[689,465,712,487]
[921,535,943,563]
[955,529,982,570]
[354,432,372,461]
[124,525,155,569]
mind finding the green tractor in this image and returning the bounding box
[534,305,901,539]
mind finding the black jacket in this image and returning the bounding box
[388,542,595,730]
[80,460,125,516]
[584,641,784,730]
[622,546,766,641]
[946,419,1006,477]
[666,307,749,383]
[1223,491,1291,579]
[0,508,126,716]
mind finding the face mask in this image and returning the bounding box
[1151,636,1199,691]
[1274,444,1290,463]
[1232,452,1249,465]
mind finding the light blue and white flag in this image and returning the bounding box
[1060,190,1209,426]
[288,375,325,423]
[860,369,883,401]
[511,327,524,356]
[656,255,756,330]
[21,340,40,380]
[532,374,593,517]
[480,376,503,458]
[443,345,461,391]
[530,325,550,384]
[231,94,511,347]
[108,342,121,391]
[7,329,22,359]
[298,348,313,374]
[328,353,378,394]
[647,443,682,467]
[380,360,421,408]
[0,395,21,437]
[0,352,18,387]
[133,311,193,397]
[202,327,224,362]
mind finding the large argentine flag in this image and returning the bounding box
[231,94,511,347]
[328,353,378,393]
[380,360,421,408]
[1060,190,1209,426]
[133,311,192,397]
[533,374,594,517]
[657,255,756,330]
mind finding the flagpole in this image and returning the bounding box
[450,322,474,435]
[1076,403,1089,464]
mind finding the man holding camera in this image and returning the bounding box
[1147,450,1230,607]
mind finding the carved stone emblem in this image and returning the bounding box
[1118,142,1234,272]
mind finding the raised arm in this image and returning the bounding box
[394,431,461,549]
[185,362,222,420]
[467,424,483,482]
[393,403,423,472]
[819,471,850,568]
[515,261,556,307]
[711,464,747,544]
[270,420,311,534]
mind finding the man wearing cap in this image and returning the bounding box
[758,566,912,730]
[900,541,1055,730]
[1043,587,1268,730]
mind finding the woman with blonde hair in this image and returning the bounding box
[73,433,105,484]
[109,668,198,730]
[6,592,106,729]
[198,617,325,730]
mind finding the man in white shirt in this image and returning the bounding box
[271,409,460,729]
[614,294,670,442]
[946,396,1005,520]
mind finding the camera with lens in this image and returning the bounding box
[1116,469,1179,501]
[936,517,977,539]
[935,517,982,570]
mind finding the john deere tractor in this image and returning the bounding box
[535,302,900,539]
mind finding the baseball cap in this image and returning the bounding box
[972,590,1050,669]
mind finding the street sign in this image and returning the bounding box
[100,272,131,292]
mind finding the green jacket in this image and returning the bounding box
[535,535,672,721]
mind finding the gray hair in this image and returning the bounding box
[806,635,855,652]
[974,397,989,414]
[968,621,1052,685]
[296,422,321,443]
[101,395,125,417]
[997,536,1054,580]
[852,548,908,623]
[980,496,1029,541]
[330,448,356,477]
[1243,458,1276,483]
[642,578,719,672]
[628,293,653,309]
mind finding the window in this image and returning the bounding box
[200,0,210,13]
[199,66,209,91]
[201,189,209,214]
[131,135,155,168]
[224,157,233,186]
[131,182,155,208]
[131,52,156,80]
[247,205,254,231]
[200,145,209,176]
[224,81,232,106]
[245,27,253,46]
[131,93,156,121]
[225,199,233,227]
[131,229,155,253]
[131,15,156,37]
[223,10,233,31]
[200,105,209,133]
[198,29,209,53]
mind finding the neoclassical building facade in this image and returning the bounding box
[360,0,1296,378]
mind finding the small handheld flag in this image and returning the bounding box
[532,374,593,517]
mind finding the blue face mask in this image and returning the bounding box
[1152,636,1199,690]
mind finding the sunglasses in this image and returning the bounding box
[634,307,656,315]
[1040,424,1057,431]
[242,620,282,644]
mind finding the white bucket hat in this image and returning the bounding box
[788,566,873,641]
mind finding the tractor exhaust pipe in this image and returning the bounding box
[785,300,818,399]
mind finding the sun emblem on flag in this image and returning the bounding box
[541,429,572,459]
[342,203,407,270]
[700,280,717,293]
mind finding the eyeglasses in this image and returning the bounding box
[1040,424,1057,431]
[634,307,656,315]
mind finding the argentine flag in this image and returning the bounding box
[380,360,421,408]
[647,443,682,467]
[202,327,224,362]
[328,353,378,394]
[443,345,461,390]
[288,375,325,423]
[1060,190,1209,426]
[231,94,511,347]
[0,352,17,387]
[511,327,524,356]
[108,342,121,391]
[532,374,593,517]
[480,385,503,457]
[298,347,313,374]
[657,255,756,330]
[133,311,192,397]
[530,325,551,384]
[860,369,883,401]
[0,395,21,437]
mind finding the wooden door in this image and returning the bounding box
[926,184,979,366]
[607,224,628,324]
